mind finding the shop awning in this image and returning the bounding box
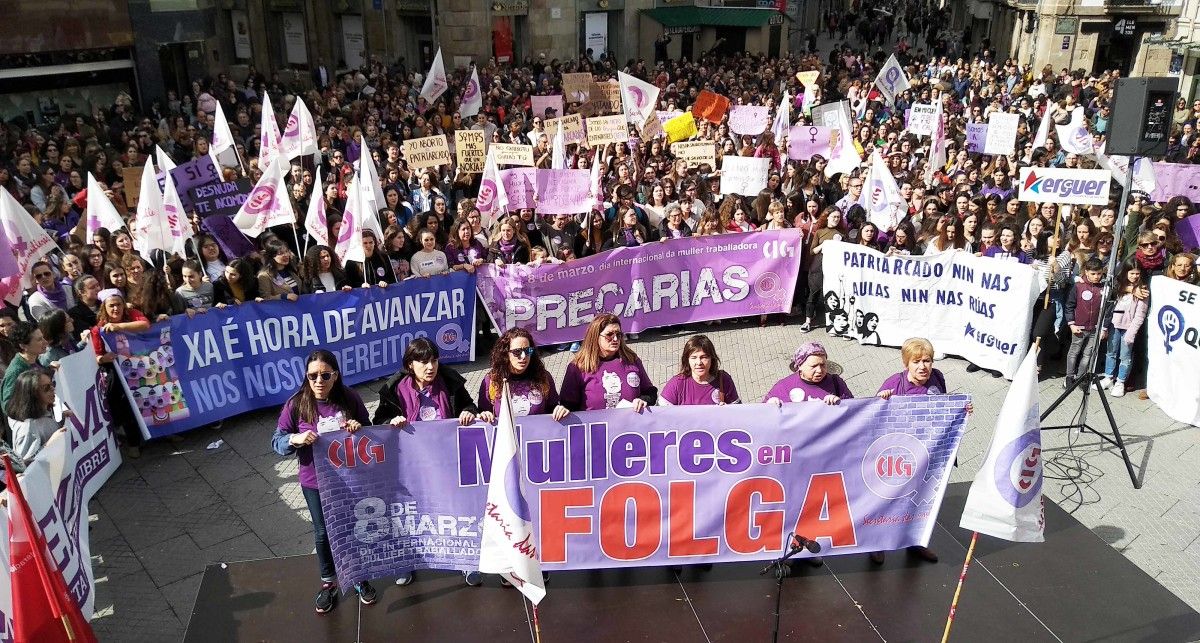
[642,7,787,30]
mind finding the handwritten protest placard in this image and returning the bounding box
[984,112,1018,155]
[531,95,564,119]
[966,123,988,154]
[545,113,586,145]
[535,169,592,215]
[720,157,770,196]
[788,125,833,160]
[492,143,535,167]
[588,81,623,115]
[563,73,592,103]
[693,90,731,124]
[586,115,629,146]
[455,130,486,173]
[908,103,938,137]
[664,112,698,143]
[729,105,769,135]
[403,135,451,170]
[673,141,716,169]
[500,168,537,210]
[190,179,253,218]
[123,166,143,207]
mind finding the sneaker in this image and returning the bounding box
[1098,376,1112,390]
[965,363,980,373]
[1111,381,1126,398]
[315,581,337,613]
[1063,376,1075,390]
[463,570,483,586]
[799,321,812,333]
[353,581,378,606]
[569,341,581,353]
[395,571,414,586]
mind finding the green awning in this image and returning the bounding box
[642,7,786,29]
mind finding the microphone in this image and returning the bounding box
[791,534,822,554]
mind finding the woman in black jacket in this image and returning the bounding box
[345,230,396,287]
[301,245,352,294]
[213,258,262,305]
[372,337,481,588]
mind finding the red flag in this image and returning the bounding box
[6,456,97,643]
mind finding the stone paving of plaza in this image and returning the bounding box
[85,322,1199,641]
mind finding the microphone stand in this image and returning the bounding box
[759,532,821,643]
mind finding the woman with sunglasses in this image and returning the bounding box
[477,328,569,423]
[272,350,377,614]
[1132,230,1168,278]
[372,337,481,587]
[560,313,657,412]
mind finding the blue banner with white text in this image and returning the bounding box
[106,272,476,439]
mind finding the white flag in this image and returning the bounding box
[925,98,947,186]
[335,169,366,265]
[872,54,910,104]
[551,124,566,170]
[1056,106,1095,155]
[823,101,861,178]
[860,151,904,232]
[259,93,283,171]
[460,66,483,118]
[420,48,448,103]
[155,145,176,172]
[232,158,294,237]
[959,347,1044,542]
[305,167,330,249]
[210,103,236,156]
[478,381,546,605]
[1031,102,1054,152]
[589,148,604,212]
[133,160,170,257]
[476,147,508,227]
[85,173,125,243]
[281,97,318,160]
[161,171,193,258]
[618,71,660,126]
[354,137,386,240]
[0,190,54,304]
[772,90,791,144]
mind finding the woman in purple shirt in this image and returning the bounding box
[660,335,740,406]
[272,350,377,614]
[763,342,853,405]
[871,338,972,565]
[477,328,569,421]
[560,313,657,412]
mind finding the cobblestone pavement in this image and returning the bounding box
[86,322,1197,641]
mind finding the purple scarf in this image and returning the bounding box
[38,284,67,310]
[499,238,517,262]
[396,375,451,421]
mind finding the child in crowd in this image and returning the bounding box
[1100,262,1146,398]
[1064,257,1107,388]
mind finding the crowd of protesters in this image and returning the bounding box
[0,1,1194,472]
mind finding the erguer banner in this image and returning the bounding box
[107,273,477,438]
[0,349,122,628]
[476,231,803,345]
[313,396,968,591]
[1017,167,1112,206]
[1148,276,1200,426]
[821,241,1042,378]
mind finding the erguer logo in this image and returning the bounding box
[1018,167,1110,206]
[328,435,385,469]
[1022,171,1105,198]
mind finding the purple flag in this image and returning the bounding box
[535,169,592,215]
[201,214,258,258]
[312,395,969,590]
[500,168,537,211]
[1149,162,1200,204]
[476,231,802,345]
[1176,213,1200,252]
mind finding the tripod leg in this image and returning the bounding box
[1039,374,1087,421]
[1094,385,1142,489]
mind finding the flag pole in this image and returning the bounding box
[532,602,542,643]
[939,530,979,643]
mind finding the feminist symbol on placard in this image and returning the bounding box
[884,67,900,92]
[809,127,819,144]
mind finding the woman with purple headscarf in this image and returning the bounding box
[763,342,853,405]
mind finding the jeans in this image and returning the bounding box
[805,270,825,322]
[302,486,336,582]
[1104,328,1133,382]
[1065,330,1097,379]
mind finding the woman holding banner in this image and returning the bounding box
[476,328,569,422]
[372,337,482,587]
[272,349,378,613]
[90,289,149,458]
[560,313,658,412]
[764,342,852,406]
[660,335,739,406]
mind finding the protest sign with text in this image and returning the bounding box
[908,103,938,137]
[729,105,769,135]
[313,395,967,590]
[477,231,801,345]
[403,135,451,170]
[984,112,1019,155]
[562,73,592,103]
[545,114,586,145]
[966,123,988,154]
[821,241,1041,378]
[1148,276,1200,427]
[588,81,623,115]
[672,141,716,169]
[535,169,593,215]
[455,130,486,173]
[107,273,476,438]
[721,157,771,196]
[586,115,629,146]
[491,143,535,167]
[189,179,253,218]
[499,168,537,211]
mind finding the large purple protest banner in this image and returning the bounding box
[1150,162,1200,204]
[534,169,592,214]
[476,231,803,345]
[312,396,968,591]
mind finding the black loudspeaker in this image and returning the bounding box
[1107,77,1176,157]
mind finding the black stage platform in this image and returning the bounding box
[184,483,1200,642]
